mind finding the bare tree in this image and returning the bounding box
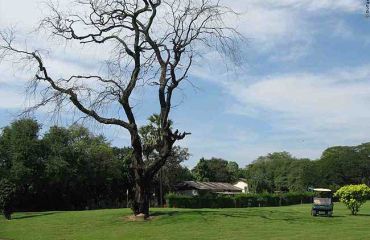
[0,0,241,217]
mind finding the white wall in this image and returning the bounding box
[234,181,249,193]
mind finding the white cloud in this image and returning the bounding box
[233,0,362,13]
[228,65,370,144]
[225,1,311,54]
[223,0,362,62]
[0,0,41,30]
[0,89,23,109]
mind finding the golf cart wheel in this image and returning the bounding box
[311,210,317,216]
[328,211,333,217]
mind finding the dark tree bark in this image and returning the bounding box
[3,209,11,220]
[0,0,242,218]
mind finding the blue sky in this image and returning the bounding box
[1,0,370,167]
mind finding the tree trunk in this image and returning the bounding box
[129,131,151,217]
[3,209,11,220]
[132,181,150,217]
[129,129,172,218]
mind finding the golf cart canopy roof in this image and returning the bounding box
[313,188,332,192]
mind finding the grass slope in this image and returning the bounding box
[1,203,370,240]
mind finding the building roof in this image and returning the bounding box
[175,181,242,192]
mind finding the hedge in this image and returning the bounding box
[166,192,314,208]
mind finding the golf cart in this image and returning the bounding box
[311,188,333,217]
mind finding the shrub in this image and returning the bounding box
[234,194,258,207]
[165,193,235,208]
[166,192,313,209]
[281,192,313,206]
[0,179,16,220]
[256,193,280,207]
[334,184,370,215]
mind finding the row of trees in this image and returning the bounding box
[244,149,370,193]
[0,119,132,214]
[0,118,192,219]
[189,149,370,194]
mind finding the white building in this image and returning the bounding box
[233,179,249,193]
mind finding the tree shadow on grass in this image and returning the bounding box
[151,208,351,224]
[216,210,310,223]
[150,210,213,222]
[150,211,180,217]
[12,212,59,220]
[149,209,306,223]
[356,213,370,217]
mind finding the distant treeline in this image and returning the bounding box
[191,151,370,193]
[1,118,370,212]
[244,149,370,193]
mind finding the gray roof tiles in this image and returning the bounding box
[175,181,242,192]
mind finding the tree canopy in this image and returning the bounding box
[192,157,241,183]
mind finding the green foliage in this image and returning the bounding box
[166,193,235,208]
[320,147,361,189]
[0,119,44,212]
[166,192,313,209]
[139,114,164,159]
[139,115,192,205]
[0,179,16,219]
[0,119,133,211]
[40,124,132,210]
[0,117,193,211]
[0,118,43,183]
[246,152,306,193]
[334,184,370,215]
[192,158,210,181]
[192,158,241,183]
[244,145,370,193]
[152,146,192,206]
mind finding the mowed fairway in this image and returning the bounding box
[1,203,370,240]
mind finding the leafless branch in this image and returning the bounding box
[0,0,244,214]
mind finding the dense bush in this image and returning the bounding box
[281,192,313,205]
[334,184,370,215]
[166,192,314,209]
[166,194,235,208]
[0,179,16,220]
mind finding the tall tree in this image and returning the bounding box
[0,119,44,214]
[318,145,370,189]
[246,152,301,193]
[0,0,240,217]
[42,125,129,210]
[192,158,239,183]
[192,158,210,182]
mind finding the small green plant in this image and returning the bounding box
[334,184,370,215]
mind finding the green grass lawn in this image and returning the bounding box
[1,203,370,240]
